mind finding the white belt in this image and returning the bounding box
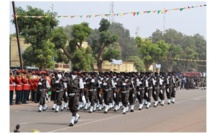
[69,93,75,96]
[89,89,96,91]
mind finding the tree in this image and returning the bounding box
[158,44,182,72]
[102,42,121,61]
[193,34,206,72]
[109,22,138,60]
[53,49,70,64]
[150,28,206,72]
[71,22,92,49]
[64,25,73,40]
[150,29,164,44]
[34,40,55,69]
[88,19,118,72]
[127,56,144,72]
[135,37,169,71]
[51,27,72,60]
[51,24,94,71]
[22,46,34,66]
[13,6,58,69]
[71,47,95,71]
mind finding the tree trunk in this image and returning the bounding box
[145,63,151,72]
[96,43,105,72]
[97,60,103,72]
[62,47,72,60]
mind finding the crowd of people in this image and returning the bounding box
[10,68,206,126]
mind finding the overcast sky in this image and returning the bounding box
[9,1,206,39]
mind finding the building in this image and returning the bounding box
[10,37,31,67]
[94,60,137,72]
[54,63,70,72]
[10,37,71,70]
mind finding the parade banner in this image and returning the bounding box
[14,4,206,19]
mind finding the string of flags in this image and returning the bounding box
[166,57,206,62]
[197,64,206,67]
[13,4,206,19]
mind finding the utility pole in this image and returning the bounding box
[51,4,54,13]
[12,1,23,69]
[163,2,166,34]
[110,2,114,23]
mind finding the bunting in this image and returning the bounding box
[197,64,206,67]
[13,4,206,19]
[165,57,206,62]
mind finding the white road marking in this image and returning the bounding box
[20,122,29,125]
[193,98,202,100]
[46,94,206,132]
[48,114,125,132]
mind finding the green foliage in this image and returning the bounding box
[51,23,93,71]
[14,6,58,44]
[71,22,92,48]
[53,49,70,64]
[22,46,34,66]
[136,38,170,71]
[87,18,118,71]
[110,22,138,60]
[150,28,206,72]
[14,6,58,69]
[127,56,144,72]
[102,42,121,61]
[99,18,110,32]
[51,27,68,49]
[71,48,95,71]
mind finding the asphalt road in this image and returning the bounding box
[10,89,206,132]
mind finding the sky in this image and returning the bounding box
[9,1,206,39]
[1,0,215,134]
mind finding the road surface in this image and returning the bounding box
[10,89,206,132]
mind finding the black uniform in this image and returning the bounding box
[120,76,130,114]
[67,70,81,126]
[54,74,64,112]
[38,75,48,112]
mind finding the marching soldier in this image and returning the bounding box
[83,72,91,110]
[50,72,57,110]
[152,73,160,107]
[136,73,144,110]
[88,72,98,113]
[53,71,64,112]
[166,72,174,104]
[38,71,49,112]
[61,72,69,111]
[120,74,130,114]
[128,73,137,112]
[112,73,121,112]
[97,72,104,111]
[102,72,113,113]
[171,73,178,103]
[66,68,81,126]
[144,72,153,109]
[158,73,165,106]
